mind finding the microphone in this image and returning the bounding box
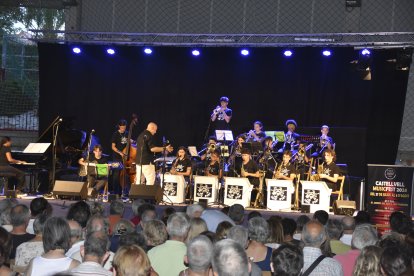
[54,118,63,125]
[91,129,95,134]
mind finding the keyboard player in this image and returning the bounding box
[0,136,27,194]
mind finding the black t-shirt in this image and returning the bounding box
[83,153,109,164]
[10,233,36,259]
[207,161,220,176]
[322,161,340,189]
[111,130,128,160]
[254,131,266,141]
[243,159,260,186]
[173,158,192,173]
[0,146,11,166]
[278,162,296,177]
[213,108,232,130]
[135,130,155,165]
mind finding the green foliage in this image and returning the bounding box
[0,80,36,116]
[0,6,23,35]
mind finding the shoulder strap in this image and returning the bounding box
[301,255,326,276]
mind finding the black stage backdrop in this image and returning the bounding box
[38,43,409,177]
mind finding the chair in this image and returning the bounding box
[331,176,345,200]
[0,172,17,196]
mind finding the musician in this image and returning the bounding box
[211,96,232,131]
[0,136,26,194]
[283,119,300,151]
[247,121,266,142]
[292,142,311,180]
[274,150,296,181]
[78,144,108,197]
[241,149,260,187]
[228,135,245,176]
[259,136,277,177]
[111,119,128,194]
[200,136,218,161]
[135,122,173,185]
[319,125,334,151]
[318,149,340,190]
[205,150,222,178]
[170,147,192,178]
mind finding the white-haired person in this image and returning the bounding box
[179,235,213,276]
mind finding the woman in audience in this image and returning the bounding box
[26,217,80,275]
[293,215,310,241]
[110,219,136,252]
[246,217,272,271]
[15,213,48,267]
[380,245,413,276]
[113,245,158,276]
[215,221,233,241]
[0,227,13,275]
[185,218,208,243]
[265,218,284,249]
[143,220,168,252]
[353,245,383,276]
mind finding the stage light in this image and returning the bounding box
[192,49,200,56]
[241,49,249,56]
[361,49,371,56]
[72,47,81,54]
[144,48,153,55]
[283,50,293,57]
[322,50,331,57]
[106,48,115,55]
[350,49,373,80]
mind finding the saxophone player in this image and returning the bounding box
[274,150,296,181]
[318,149,340,190]
[205,150,222,179]
[170,146,192,179]
[228,134,246,176]
[240,148,261,203]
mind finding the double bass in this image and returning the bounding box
[121,114,138,188]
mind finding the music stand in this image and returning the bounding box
[187,146,198,157]
[241,142,263,156]
[215,130,234,142]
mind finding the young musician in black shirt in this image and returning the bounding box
[317,125,335,154]
[274,150,296,181]
[111,119,128,194]
[282,119,300,151]
[247,121,266,142]
[211,96,232,131]
[0,137,26,194]
[170,147,192,179]
[319,149,340,190]
[240,148,261,204]
[205,150,222,178]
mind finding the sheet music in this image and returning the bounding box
[23,143,51,153]
[215,130,234,141]
[188,146,198,157]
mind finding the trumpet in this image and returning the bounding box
[213,106,222,115]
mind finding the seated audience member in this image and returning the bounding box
[353,245,383,276]
[110,219,135,252]
[228,204,245,225]
[247,211,262,221]
[301,221,343,275]
[15,213,48,267]
[215,221,233,241]
[69,231,111,276]
[281,218,302,248]
[246,217,272,272]
[354,210,370,225]
[130,199,146,226]
[199,231,218,244]
[386,211,412,239]
[148,212,190,276]
[186,204,205,219]
[108,200,125,235]
[200,209,234,232]
[0,227,13,275]
[87,201,105,216]
[179,235,213,276]
[137,208,157,233]
[380,245,413,276]
[293,215,310,241]
[119,232,147,250]
[339,216,355,246]
[26,217,80,275]
[326,219,351,255]
[65,220,84,258]
[186,218,208,243]
[27,197,52,234]
[66,201,91,229]
[9,204,36,259]
[265,218,284,249]
[0,199,17,232]
[271,244,303,276]
[113,245,157,276]
[143,220,168,252]
[161,207,176,225]
[313,210,329,225]
[334,223,378,276]
[212,239,250,276]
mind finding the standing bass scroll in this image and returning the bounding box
[121,114,138,186]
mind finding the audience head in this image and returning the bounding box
[247,211,262,221]
[10,204,31,227]
[186,217,208,243]
[221,206,230,215]
[212,239,249,276]
[186,235,213,273]
[82,231,110,263]
[131,199,146,217]
[354,210,371,225]
[353,245,383,276]
[248,216,269,244]
[119,232,146,249]
[0,227,12,266]
[216,221,233,240]
[295,215,310,233]
[302,221,326,248]
[271,244,303,276]
[161,207,176,225]
[67,201,91,228]
[381,246,413,276]
[227,225,249,249]
[67,219,83,244]
[43,217,71,253]
[141,209,157,226]
[167,212,190,241]
[143,219,168,247]
[30,197,52,217]
[351,223,378,250]
[113,245,151,276]
[87,201,105,216]
[341,216,355,233]
[200,231,218,244]
[389,211,412,235]
[109,200,125,216]
[113,219,135,236]
[228,204,245,225]
[33,213,49,235]
[267,218,284,244]
[326,219,343,240]
[313,210,329,225]
[86,214,109,234]
[281,218,297,239]
[186,204,204,219]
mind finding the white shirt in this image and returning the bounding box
[201,210,235,232]
[30,256,73,276]
[65,240,84,258]
[69,261,112,276]
[340,234,353,246]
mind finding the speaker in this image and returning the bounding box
[53,181,87,200]
[333,200,356,216]
[129,184,162,202]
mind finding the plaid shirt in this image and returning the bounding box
[303,247,344,276]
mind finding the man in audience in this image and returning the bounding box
[302,220,343,275]
[148,212,190,276]
[180,235,213,276]
[380,245,413,276]
[313,210,329,225]
[212,239,250,276]
[186,204,205,219]
[271,244,303,276]
[108,200,125,235]
[201,208,234,232]
[27,197,52,234]
[326,219,351,255]
[69,231,111,276]
[339,216,355,246]
[334,223,378,276]
[228,204,245,225]
[67,201,91,229]
[281,218,301,247]
[136,208,157,233]
[9,204,35,259]
[66,220,84,258]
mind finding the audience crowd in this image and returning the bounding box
[0,197,413,276]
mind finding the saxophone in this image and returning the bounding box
[273,163,282,179]
[241,164,246,177]
[254,171,265,208]
[310,164,323,181]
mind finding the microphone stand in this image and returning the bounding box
[138,135,145,185]
[50,119,62,195]
[160,138,173,205]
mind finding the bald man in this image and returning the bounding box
[135,122,173,185]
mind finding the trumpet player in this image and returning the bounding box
[281,119,300,151]
[247,121,266,142]
[170,146,192,178]
[205,150,222,178]
[317,125,334,154]
[200,136,219,161]
[211,96,232,131]
[318,149,340,190]
[274,150,296,181]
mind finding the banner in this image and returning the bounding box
[367,165,414,234]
